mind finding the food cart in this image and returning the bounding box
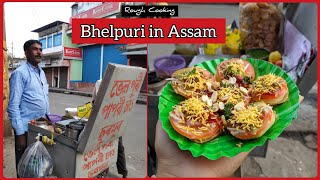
[27,63,146,178]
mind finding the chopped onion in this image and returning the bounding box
[165,78,178,81]
[170,112,182,121]
[244,64,250,71]
[227,127,245,135]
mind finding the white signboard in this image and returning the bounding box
[75,139,118,178]
[77,63,147,154]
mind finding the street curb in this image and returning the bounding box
[49,88,92,97]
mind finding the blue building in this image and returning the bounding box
[68,2,133,91]
[81,44,128,83]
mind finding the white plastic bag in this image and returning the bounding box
[17,141,54,178]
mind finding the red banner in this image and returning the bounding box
[64,47,82,59]
[69,2,120,25]
[72,18,226,44]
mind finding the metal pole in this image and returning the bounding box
[100,44,104,80]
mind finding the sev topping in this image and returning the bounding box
[171,97,223,137]
[179,68,208,95]
[252,74,284,98]
[222,61,246,77]
[218,86,246,105]
[177,125,196,133]
[229,105,263,131]
[177,97,213,127]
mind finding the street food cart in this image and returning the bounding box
[27,63,146,178]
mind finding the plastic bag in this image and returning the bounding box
[17,141,54,178]
[222,23,241,55]
[204,44,222,55]
[77,102,92,118]
[239,3,283,52]
[204,21,240,56]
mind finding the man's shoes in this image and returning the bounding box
[122,175,127,178]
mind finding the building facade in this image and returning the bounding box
[32,2,147,93]
[68,2,137,92]
[32,21,83,89]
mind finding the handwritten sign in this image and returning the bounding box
[75,139,118,178]
[77,63,147,154]
[97,120,123,147]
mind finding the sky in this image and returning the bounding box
[4,2,75,58]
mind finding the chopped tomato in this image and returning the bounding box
[253,82,288,100]
[169,110,222,141]
[171,67,217,99]
[216,59,255,83]
[231,105,275,139]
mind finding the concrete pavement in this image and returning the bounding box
[241,84,318,177]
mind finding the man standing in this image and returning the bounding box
[8,40,50,175]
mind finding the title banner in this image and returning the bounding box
[72,18,226,44]
[121,5,179,17]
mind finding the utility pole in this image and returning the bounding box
[6,41,14,68]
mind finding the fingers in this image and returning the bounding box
[299,95,304,103]
[218,151,250,165]
[155,120,174,146]
[155,120,252,177]
[204,151,250,177]
[155,120,183,158]
[155,120,172,153]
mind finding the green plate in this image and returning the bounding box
[158,58,300,160]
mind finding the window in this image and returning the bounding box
[47,35,53,48]
[39,38,46,49]
[53,32,62,47]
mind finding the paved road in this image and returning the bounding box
[242,84,318,177]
